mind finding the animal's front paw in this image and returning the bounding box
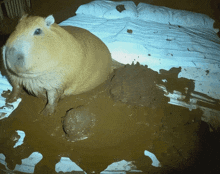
[2,90,19,103]
[40,104,56,116]
[7,95,19,103]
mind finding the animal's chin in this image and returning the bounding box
[16,71,39,78]
[5,60,40,78]
[6,64,40,78]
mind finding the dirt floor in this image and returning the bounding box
[0,0,220,174]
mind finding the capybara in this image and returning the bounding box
[2,14,113,115]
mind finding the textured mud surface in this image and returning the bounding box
[109,63,165,108]
[63,106,96,142]
[0,63,215,173]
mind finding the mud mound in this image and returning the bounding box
[108,62,167,108]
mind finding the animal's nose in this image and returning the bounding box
[6,46,24,61]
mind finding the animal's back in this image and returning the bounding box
[61,26,112,96]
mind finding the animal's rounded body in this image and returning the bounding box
[2,14,112,115]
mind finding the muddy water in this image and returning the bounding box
[0,64,210,174]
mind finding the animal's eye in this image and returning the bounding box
[34,28,42,35]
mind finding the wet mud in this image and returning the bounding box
[0,63,216,173]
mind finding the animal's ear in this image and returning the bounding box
[20,13,28,21]
[45,15,55,27]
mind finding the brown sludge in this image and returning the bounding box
[0,63,211,174]
[63,105,96,142]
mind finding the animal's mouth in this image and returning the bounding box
[6,62,48,78]
[7,66,43,78]
[5,61,37,78]
[7,64,43,78]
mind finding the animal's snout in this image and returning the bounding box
[4,46,26,73]
[5,46,24,62]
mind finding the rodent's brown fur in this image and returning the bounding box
[2,14,114,115]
